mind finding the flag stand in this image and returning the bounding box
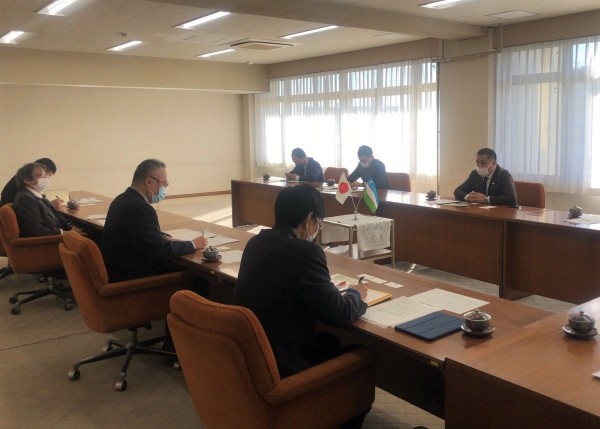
[349,191,364,219]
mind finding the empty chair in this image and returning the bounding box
[0,204,72,314]
[514,181,545,208]
[323,167,349,183]
[386,172,411,192]
[59,231,192,391]
[168,290,377,429]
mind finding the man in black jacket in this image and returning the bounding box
[285,147,325,182]
[454,148,518,206]
[1,158,58,208]
[347,145,389,189]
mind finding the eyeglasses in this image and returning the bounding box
[313,217,323,230]
[149,177,170,187]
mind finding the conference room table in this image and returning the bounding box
[63,190,552,418]
[231,178,600,305]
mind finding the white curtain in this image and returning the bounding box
[254,59,438,182]
[495,35,600,195]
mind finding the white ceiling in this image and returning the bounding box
[0,0,598,65]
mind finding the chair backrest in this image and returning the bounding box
[0,204,63,273]
[168,290,280,428]
[387,172,411,192]
[514,181,545,208]
[323,167,349,183]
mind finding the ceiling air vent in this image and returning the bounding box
[229,40,294,50]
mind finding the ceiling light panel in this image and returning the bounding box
[107,40,143,51]
[420,0,463,10]
[281,25,338,40]
[175,11,230,29]
[38,0,82,16]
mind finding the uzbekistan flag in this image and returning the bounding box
[335,172,351,204]
[363,179,379,213]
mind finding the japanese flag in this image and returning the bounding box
[336,172,351,204]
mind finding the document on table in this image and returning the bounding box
[164,229,240,246]
[76,197,103,205]
[438,201,471,207]
[219,250,244,264]
[360,296,439,328]
[409,288,489,314]
[86,214,107,226]
[429,198,456,205]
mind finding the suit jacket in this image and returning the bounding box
[347,158,389,189]
[100,187,195,282]
[454,165,518,206]
[289,157,325,182]
[0,175,18,207]
[13,188,71,237]
[234,225,367,377]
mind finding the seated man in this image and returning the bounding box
[347,145,389,189]
[234,184,368,379]
[1,158,61,208]
[12,162,74,237]
[454,147,518,206]
[100,158,207,282]
[284,148,325,182]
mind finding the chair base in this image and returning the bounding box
[0,265,13,281]
[8,276,74,315]
[68,326,178,391]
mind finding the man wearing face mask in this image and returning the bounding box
[235,184,368,380]
[1,158,60,208]
[284,148,325,182]
[454,148,518,206]
[347,145,389,190]
[101,159,208,282]
[12,162,74,237]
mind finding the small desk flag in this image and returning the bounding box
[336,172,351,204]
[363,179,379,213]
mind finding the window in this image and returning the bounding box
[495,35,600,194]
[255,59,438,181]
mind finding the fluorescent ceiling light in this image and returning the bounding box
[107,40,143,52]
[198,48,235,58]
[176,11,230,29]
[38,0,81,16]
[281,25,338,40]
[420,0,463,9]
[0,31,25,44]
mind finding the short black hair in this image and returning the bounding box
[35,158,57,174]
[275,184,325,228]
[291,148,306,159]
[477,148,497,161]
[16,162,45,188]
[357,145,373,157]
[132,159,166,184]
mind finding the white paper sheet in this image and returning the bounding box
[219,250,244,264]
[164,228,202,241]
[409,288,489,314]
[360,296,439,328]
[76,197,103,205]
[207,235,240,246]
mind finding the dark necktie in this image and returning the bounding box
[483,177,489,195]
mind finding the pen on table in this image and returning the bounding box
[358,276,365,284]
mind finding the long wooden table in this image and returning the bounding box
[231,179,600,304]
[445,298,600,428]
[63,190,551,418]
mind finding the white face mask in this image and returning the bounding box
[360,162,370,169]
[33,177,50,193]
[477,166,492,178]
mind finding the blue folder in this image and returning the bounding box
[394,311,463,341]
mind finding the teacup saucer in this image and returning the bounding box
[461,324,495,337]
[562,325,597,339]
[200,255,222,262]
[426,197,437,201]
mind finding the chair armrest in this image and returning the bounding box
[10,235,63,248]
[99,271,191,297]
[264,346,377,405]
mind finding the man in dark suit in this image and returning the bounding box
[234,184,368,379]
[100,158,208,282]
[285,147,325,182]
[12,162,73,237]
[1,158,59,208]
[454,148,518,206]
[347,145,389,189]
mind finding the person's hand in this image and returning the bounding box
[349,282,368,300]
[466,191,487,204]
[50,198,63,209]
[193,236,208,250]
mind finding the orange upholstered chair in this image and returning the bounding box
[514,181,545,208]
[323,167,349,183]
[168,290,376,429]
[0,204,71,314]
[387,172,411,192]
[59,231,192,391]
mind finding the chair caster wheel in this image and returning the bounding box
[8,296,18,304]
[11,307,21,315]
[68,368,80,380]
[173,361,181,371]
[115,379,128,391]
[102,344,113,352]
[64,302,74,311]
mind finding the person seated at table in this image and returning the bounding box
[284,148,325,182]
[12,162,76,237]
[454,148,517,206]
[347,145,389,189]
[100,158,208,282]
[234,184,368,379]
[1,158,62,208]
